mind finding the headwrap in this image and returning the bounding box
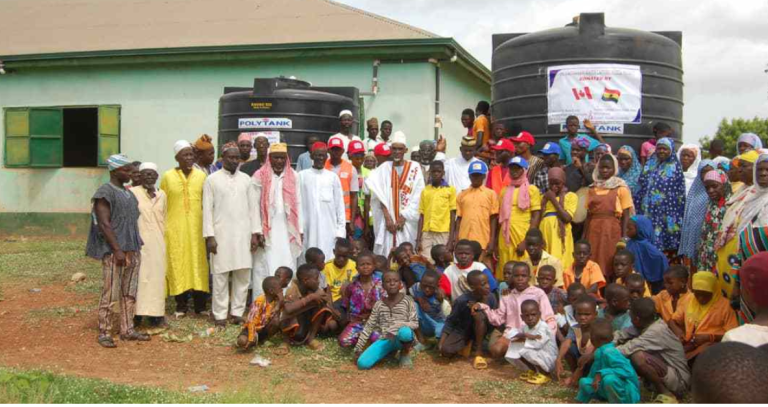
[738,132,763,150]
[173,140,192,155]
[626,215,668,283]
[657,137,674,151]
[547,167,569,248]
[237,133,252,143]
[617,145,642,199]
[107,154,131,171]
[686,272,720,327]
[677,144,702,194]
[138,162,158,172]
[269,143,288,154]
[339,109,353,118]
[391,131,407,146]
[591,153,628,189]
[738,150,759,164]
[366,117,379,128]
[571,137,590,149]
[595,143,612,154]
[310,141,327,152]
[737,153,768,233]
[461,135,477,147]
[713,156,731,171]
[253,155,301,257]
[499,168,531,245]
[678,160,716,258]
[221,141,239,153]
[193,134,214,151]
[696,169,732,272]
[703,169,726,183]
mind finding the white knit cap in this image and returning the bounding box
[339,109,353,118]
[391,131,407,146]
[139,162,158,172]
[174,140,192,155]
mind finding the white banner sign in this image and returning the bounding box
[559,123,624,134]
[240,131,281,145]
[238,117,293,129]
[547,64,642,125]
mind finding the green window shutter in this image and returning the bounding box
[98,106,120,166]
[4,108,31,167]
[29,108,63,167]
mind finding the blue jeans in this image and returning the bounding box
[357,326,414,370]
[416,304,445,338]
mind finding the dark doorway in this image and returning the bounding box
[63,107,98,167]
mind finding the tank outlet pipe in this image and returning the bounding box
[372,59,380,95]
[429,58,441,140]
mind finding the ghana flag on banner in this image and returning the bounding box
[602,88,621,103]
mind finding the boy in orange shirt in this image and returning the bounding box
[652,266,691,323]
[563,240,606,299]
[454,161,499,266]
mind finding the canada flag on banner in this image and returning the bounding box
[572,87,593,101]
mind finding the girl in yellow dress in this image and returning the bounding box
[540,167,577,271]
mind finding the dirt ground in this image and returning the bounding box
[0,238,575,403]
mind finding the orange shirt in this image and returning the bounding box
[652,290,692,323]
[563,260,606,299]
[671,295,738,358]
[587,185,634,216]
[472,114,490,146]
[456,186,499,249]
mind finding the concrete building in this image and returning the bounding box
[0,0,490,235]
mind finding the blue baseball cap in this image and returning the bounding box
[468,161,488,175]
[507,156,529,170]
[538,142,561,156]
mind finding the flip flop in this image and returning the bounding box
[473,356,488,370]
[526,372,551,385]
[653,394,678,404]
[518,370,535,380]
[307,339,325,351]
[98,335,117,348]
[274,342,290,356]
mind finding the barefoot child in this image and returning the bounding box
[275,267,293,296]
[599,284,633,331]
[652,265,691,323]
[612,250,651,297]
[555,295,599,386]
[355,270,419,370]
[237,277,283,350]
[576,319,640,403]
[505,299,559,385]
[281,264,339,350]
[563,240,606,299]
[338,251,386,348]
[410,269,449,344]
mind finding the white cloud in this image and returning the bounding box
[340,0,768,143]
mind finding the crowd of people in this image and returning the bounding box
[86,104,768,403]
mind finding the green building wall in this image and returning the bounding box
[0,54,489,235]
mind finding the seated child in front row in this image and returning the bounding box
[564,240,606,299]
[281,264,340,350]
[354,270,419,370]
[625,274,650,302]
[599,284,633,332]
[652,265,691,324]
[439,270,497,369]
[431,244,453,274]
[556,295,599,387]
[323,238,358,309]
[558,283,588,334]
[338,251,386,348]
[373,255,389,280]
[410,269,449,344]
[537,265,567,317]
[613,250,651,298]
[505,299,559,385]
[237,276,283,350]
[304,247,329,290]
[576,318,641,404]
[275,267,293,296]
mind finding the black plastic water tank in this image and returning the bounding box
[492,13,683,152]
[218,77,359,165]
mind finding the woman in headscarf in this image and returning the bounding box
[540,167,578,271]
[626,215,668,293]
[131,162,168,329]
[678,160,716,264]
[677,144,702,194]
[616,145,642,206]
[584,154,633,278]
[728,157,745,194]
[637,138,686,256]
[737,132,763,154]
[496,156,541,279]
[695,169,731,273]
[669,272,738,361]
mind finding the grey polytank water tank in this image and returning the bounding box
[492,13,683,152]
[219,77,359,165]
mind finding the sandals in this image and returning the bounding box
[98,335,117,348]
[526,372,551,385]
[473,356,488,370]
[653,394,678,404]
[120,330,151,341]
[519,370,535,380]
[307,339,325,351]
[274,342,290,356]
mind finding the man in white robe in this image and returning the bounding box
[365,131,425,256]
[203,146,258,327]
[299,141,346,261]
[444,136,480,195]
[332,109,362,159]
[251,143,302,298]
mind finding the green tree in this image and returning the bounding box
[699,117,768,157]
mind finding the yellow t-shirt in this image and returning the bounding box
[419,185,457,233]
[323,259,358,302]
[456,186,499,249]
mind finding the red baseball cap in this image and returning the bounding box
[348,140,365,155]
[374,143,391,157]
[491,138,515,153]
[510,131,535,145]
[310,141,327,152]
[328,136,345,150]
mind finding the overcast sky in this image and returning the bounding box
[339,0,768,144]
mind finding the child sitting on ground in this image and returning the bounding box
[275,267,293,296]
[652,265,691,323]
[354,270,419,370]
[410,269,449,347]
[505,299,559,385]
[304,247,329,290]
[443,239,498,301]
[237,276,284,350]
[625,274,650,301]
[613,250,651,297]
[576,319,641,404]
[692,342,768,403]
[431,244,453,274]
[281,264,339,350]
[393,246,428,290]
[351,239,366,262]
[476,262,557,364]
[338,251,386,348]
[323,238,357,309]
[373,255,389,280]
[563,240,606,299]
[537,265,567,318]
[439,270,497,369]
[558,283,587,335]
[555,295,599,387]
[599,284,633,332]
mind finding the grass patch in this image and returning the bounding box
[26,304,97,323]
[472,378,577,403]
[0,368,302,403]
[0,239,100,289]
